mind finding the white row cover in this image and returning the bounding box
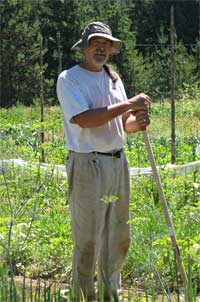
[1,159,200,178]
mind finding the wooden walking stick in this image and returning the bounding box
[142,127,188,287]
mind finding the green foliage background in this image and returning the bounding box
[0,92,200,288]
[0,0,200,107]
[0,0,200,295]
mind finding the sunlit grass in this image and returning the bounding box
[0,93,200,300]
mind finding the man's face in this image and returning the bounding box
[83,37,112,67]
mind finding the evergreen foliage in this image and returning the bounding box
[0,0,199,107]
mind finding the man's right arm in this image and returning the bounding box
[72,93,150,128]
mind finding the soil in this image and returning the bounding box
[13,276,200,302]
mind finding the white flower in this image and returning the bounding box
[195,144,200,155]
[193,243,200,254]
[100,194,119,203]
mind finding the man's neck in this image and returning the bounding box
[79,62,103,72]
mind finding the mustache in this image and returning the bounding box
[95,48,106,53]
[95,52,106,55]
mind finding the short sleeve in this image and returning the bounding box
[56,72,90,122]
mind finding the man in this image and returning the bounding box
[57,21,150,302]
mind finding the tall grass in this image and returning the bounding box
[0,268,199,301]
[0,95,200,300]
[0,164,199,301]
[1,99,200,165]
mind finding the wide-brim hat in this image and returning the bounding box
[71,21,121,54]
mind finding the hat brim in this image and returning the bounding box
[71,33,121,54]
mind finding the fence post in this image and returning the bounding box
[0,12,2,107]
[198,0,200,83]
[170,4,176,164]
[40,34,45,163]
[57,31,62,75]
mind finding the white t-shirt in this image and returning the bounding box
[56,65,127,152]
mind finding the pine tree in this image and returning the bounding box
[0,0,41,107]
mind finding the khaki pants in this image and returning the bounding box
[66,151,130,301]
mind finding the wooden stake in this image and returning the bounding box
[142,129,188,287]
[40,34,45,163]
[170,4,176,164]
[57,31,62,75]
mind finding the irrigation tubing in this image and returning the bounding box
[142,128,188,288]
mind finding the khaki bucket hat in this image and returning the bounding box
[71,21,121,54]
